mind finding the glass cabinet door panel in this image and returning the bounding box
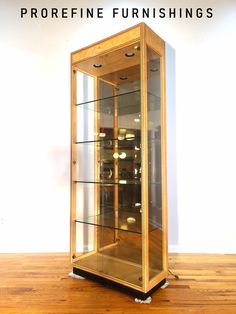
[74,224,143,287]
[147,47,163,279]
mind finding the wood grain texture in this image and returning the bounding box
[72,25,140,64]
[76,43,140,78]
[1,253,236,314]
[145,24,165,56]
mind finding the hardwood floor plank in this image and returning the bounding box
[0,253,236,314]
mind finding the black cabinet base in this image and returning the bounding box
[73,267,166,300]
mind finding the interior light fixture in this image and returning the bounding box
[120,76,128,80]
[134,45,140,50]
[135,145,140,151]
[93,64,102,68]
[134,118,140,123]
[119,152,127,159]
[125,52,135,57]
[135,203,141,207]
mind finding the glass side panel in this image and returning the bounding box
[75,224,145,287]
[76,72,95,144]
[147,48,163,279]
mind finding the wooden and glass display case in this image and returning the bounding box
[70,23,168,300]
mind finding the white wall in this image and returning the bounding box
[0,0,236,253]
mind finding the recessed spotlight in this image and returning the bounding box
[134,118,140,123]
[93,64,102,68]
[120,76,127,80]
[134,45,140,50]
[150,68,158,72]
[125,52,135,57]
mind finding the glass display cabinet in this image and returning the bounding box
[70,23,168,300]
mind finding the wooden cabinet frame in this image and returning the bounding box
[70,23,168,299]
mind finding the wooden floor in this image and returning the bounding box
[0,253,236,314]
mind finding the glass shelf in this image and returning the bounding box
[74,180,162,185]
[77,90,141,117]
[76,90,160,113]
[75,137,160,145]
[76,90,140,106]
[76,90,160,107]
[75,137,141,146]
[75,132,161,146]
[74,179,141,185]
[75,210,160,234]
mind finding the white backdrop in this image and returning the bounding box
[0,0,236,253]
